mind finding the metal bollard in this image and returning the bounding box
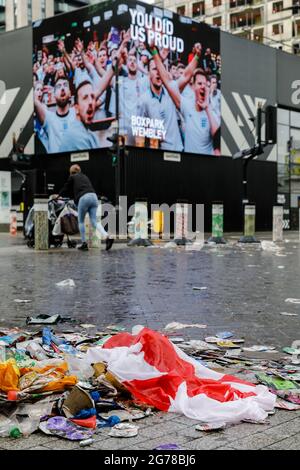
[34,197,48,250]
[153,210,164,240]
[208,203,226,244]
[128,200,152,247]
[239,204,259,243]
[174,201,191,246]
[272,205,283,242]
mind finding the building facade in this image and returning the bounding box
[0,0,95,32]
[158,0,300,54]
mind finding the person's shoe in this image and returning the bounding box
[106,238,114,251]
[78,242,89,251]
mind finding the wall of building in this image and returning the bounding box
[160,0,300,55]
[0,26,33,160]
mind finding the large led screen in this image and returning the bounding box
[33,1,221,155]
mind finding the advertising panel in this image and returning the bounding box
[0,27,33,159]
[0,171,11,224]
[33,0,221,155]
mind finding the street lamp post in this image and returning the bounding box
[233,104,277,242]
[115,57,120,209]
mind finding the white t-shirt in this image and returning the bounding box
[180,97,216,155]
[138,86,183,152]
[210,89,221,116]
[74,66,101,91]
[43,107,76,153]
[182,85,195,101]
[59,119,100,152]
[74,68,91,89]
[119,76,149,141]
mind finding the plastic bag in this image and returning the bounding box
[60,213,79,235]
[0,359,20,393]
[66,356,94,381]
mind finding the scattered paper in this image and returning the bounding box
[155,444,181,450]
[275,399,300,410]
[217,340,239,348]
[170,337,185,343]
[185,340,219,351]
[56,279,76,288]
[109,423,139,438]
[216,332,233,339]
[243,345,276,352]
[26,314,61,325]
[282,347,300,355]
[165,322,207,330]
[285,298,300,304]
[195,422,226,432]
[280,312,298,317]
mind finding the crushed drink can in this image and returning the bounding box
[195,422,226,432]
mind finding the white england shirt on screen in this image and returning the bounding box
[119,76,149,142]
[210,89,221,116]
[180,96,219,155]
[74,68,91,89]
[138,85,183,152]
[43,107,76,153]
[58,119,100,152]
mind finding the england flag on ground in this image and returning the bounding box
[85,327,276,425]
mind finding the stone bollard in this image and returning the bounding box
[272,205,284,242]
[128,200,152,247]
[208,203,226,244]
[239,204,259,243]
[34,197,48,250]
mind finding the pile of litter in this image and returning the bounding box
[0,323,299,444]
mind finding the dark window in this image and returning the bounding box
[273,23,284,34]
[272,1,283,14]
[177,5,186,16]
[213,16,222,26]
[192,2,205,17]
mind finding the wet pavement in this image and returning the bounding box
[0,232,300,450]
[1,232,300,349]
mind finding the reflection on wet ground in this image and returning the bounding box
[0,234,300,349]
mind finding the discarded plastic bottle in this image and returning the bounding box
[0,419,22,439]
[26,342,48,361]
[79,438,94,447]
[10,428,22,439]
